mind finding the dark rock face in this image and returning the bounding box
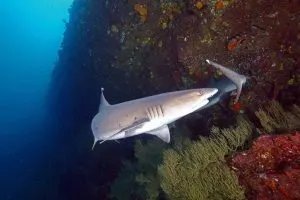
[46,1,142,199]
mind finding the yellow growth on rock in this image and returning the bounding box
[134,4,148,22]
[195,1,204,10]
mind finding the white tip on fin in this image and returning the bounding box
[92,138,98,150]
[147,125,170,143]
[99,87,110,112]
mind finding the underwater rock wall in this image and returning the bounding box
[47,0,300,199]
[46,0,143,199]
[49,0,300,139]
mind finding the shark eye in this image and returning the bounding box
[197,91,204,96]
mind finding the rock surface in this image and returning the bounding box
[230,132,300,200]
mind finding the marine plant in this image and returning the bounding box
[134,139,168,200]
[109,160,145,200]
[110,138,168,200]
[255,100,300,133]
[158,116,252,200]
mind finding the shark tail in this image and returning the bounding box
[206,59,247,103]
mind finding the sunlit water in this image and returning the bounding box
[0,1,72,199]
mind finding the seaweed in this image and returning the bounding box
[110,139,168,200]
[158,116,251,200]
[255,100,300,134]
[109,160,146,200]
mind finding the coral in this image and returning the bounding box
[134,139,167,200]
[159,0,182,17]
[159,0,182,30]
[110,139,167,200]
[210,116,253,151]
[227,35,243,51]
[158,116,252,200]
[255,101,300,133]
[215,1,224,11]
[230,132,300,200]
[109,160,146,200]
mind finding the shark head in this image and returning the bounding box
[161,88,218,121]
[182,89,216,111]
[91,109,124,149]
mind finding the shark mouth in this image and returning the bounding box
[200,88,218,100]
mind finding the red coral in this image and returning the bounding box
[230,132,300,200]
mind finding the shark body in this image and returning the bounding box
[91,88,218,147]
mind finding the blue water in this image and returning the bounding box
[0,1,72,199]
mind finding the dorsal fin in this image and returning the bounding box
[99,87,110,112]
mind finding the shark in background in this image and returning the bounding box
[199,76,237,111]
[91,60,247,148]
[206,59,247,104]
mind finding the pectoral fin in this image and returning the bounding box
[98,118,150,145]
[123,118,150,135]
[99,131,123,144]
[146,125,170,143]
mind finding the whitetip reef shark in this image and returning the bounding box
[91,60,247,148]
[206,59,247,104]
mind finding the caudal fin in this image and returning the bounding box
[206,59,247,103]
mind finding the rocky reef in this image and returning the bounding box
[46,0,300,199]
[110,102,300,200]
[230,132,300,200]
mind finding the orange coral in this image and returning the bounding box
[232,102,243,112]
[227,36,243,51]
[215,1,224,10]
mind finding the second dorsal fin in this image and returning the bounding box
[99,88,110,112]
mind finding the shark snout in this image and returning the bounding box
[198,88,218,100]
